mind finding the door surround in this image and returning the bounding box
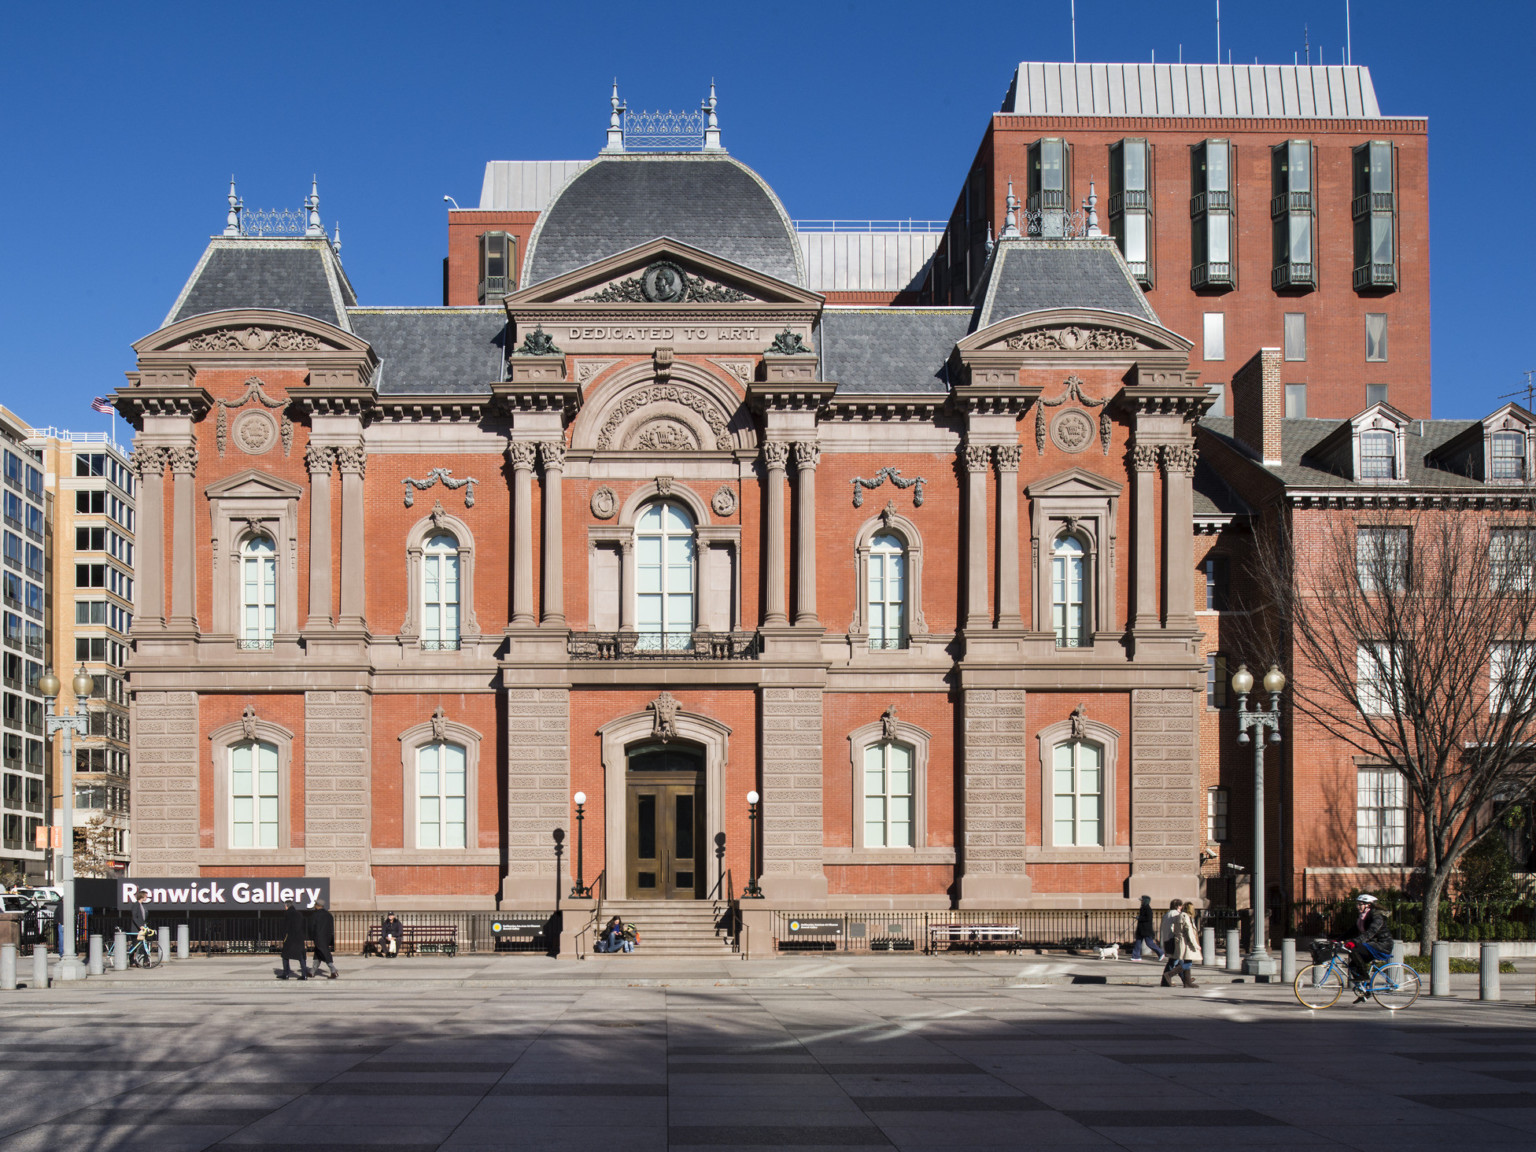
[598,705,730,900]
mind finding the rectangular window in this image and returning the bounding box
[1357,642,1401,715]
[1271,141,1315,290]
[1203,313,1225,361]
[1206,653,1228,708]
[1190,140,1233,289]
[417,742,467,849]
[1357,767,1406,865]
[1052,740,1103,847]
[1365,314,1388,362]
[1353,142,1396,291]
[478,231,515,302]
[1284,313,1307,361]
[1051,538,1087,648]
[1490,642,1536,712]
[1285,384,1307,419]
[75,489,105,515]
[1203,556,1230,611]
[1366,384,1389,408]
[867,537,907,650]
[1356,527,1409,592]
[75,564,105,589]
[1359,430,1398,480]
[230,741,279,848]
[1109,138,1152,286]
[1491,432,1527,481]
[863,741,914,848]
[1207,786,1229,843]
[75,526,106,552]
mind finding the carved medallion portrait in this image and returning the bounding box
[590,486,618,520]
[232,410,278,455]
[1050,409,1096,454]
[711,485,738,517]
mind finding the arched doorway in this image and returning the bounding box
[626,742,705,899]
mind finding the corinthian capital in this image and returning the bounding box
[993,444,1023,472]
[303,442,335,475]
[128,445,168,479]
[505,440,538,470]
[1162,443,1199,475]
[963,444,992,473]
[334,446,367,476]
[540,440,567,471]
[166,445,198,475]
[793,442,820,471]
[762,441,791,470]
[1131,443,1161,472]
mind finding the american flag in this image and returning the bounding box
[91,396,114,414]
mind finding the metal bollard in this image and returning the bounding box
[1281,938,1296,983]
[177,924,189,961]
[1431,941,1450,997]
[1391,939,1405,967]
[0,943,15,990]
[1225,928,1242,972]
[88,934,103,977]
[112,929,127,971]
[1201,926,1216,967]
[31,944,48,989]
[1480,942,1501,1001]
[157,935,169,966]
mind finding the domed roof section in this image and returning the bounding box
[523,154,804,288]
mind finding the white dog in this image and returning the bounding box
[1096,943,1120,961]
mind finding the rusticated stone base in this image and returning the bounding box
[957,688,1030,907]
[305,690,375,908]
[503,686,570,906]
[129,690,200,875]
[1128,687,1200,903]
[758,686,827,903]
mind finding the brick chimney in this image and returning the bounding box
[1230,347,1284,465]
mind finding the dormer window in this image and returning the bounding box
[1492,432,1527,481]
[1360,431,1397,480]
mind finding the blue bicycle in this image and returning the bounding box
[1294,939,1419,1010]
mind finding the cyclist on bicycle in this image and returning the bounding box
[1345,893,1392,1001]
[131,891,154,945]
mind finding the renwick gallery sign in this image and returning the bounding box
[116,877,330,910]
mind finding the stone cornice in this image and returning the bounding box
[113,378,214,428]
[491,373,581,422]
[746,377,836,413]
[373,394,493,423]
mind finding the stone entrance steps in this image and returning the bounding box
[591,899,736,956]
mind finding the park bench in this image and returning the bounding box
[927,924,1021,954]
[364,923,459,957]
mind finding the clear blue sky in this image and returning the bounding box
[2,0,1531,435]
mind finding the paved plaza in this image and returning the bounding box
[1,957,1535,1151]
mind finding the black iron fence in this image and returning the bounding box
[770,909,1140,953]
[78,910,558,955]
[1288,897,1536,943]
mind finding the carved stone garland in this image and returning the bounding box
[1036,375,1112,457]
[1004,326,1143,352]
[851,466,925,508]
[215,377,292,458]
[403,467,477,508]
[576,261,749,304]
[182,327,325,353]
[595,384,732,451]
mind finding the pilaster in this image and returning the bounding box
[994,443,1023,627]
[1161,444,1199,631]
[507,440,538,627]
[129,447,167,631]
[127,690,199,874]
[757,685,828,902]
[336,446,367,632]
[793,441,820,627]
[304,444,335,632]
[502,684,572,907]
[305,690,375,908]
[1128,688,1201,903]
[1131,441,1160,637]
[957,686,1031,907]
[963,444,992,630]
[540,440,566,627]
[762,441,790,626]
[167,445,198,632]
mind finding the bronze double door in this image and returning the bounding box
[626,744,704,899]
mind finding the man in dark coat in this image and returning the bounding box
[1346,893,1393,999]
[278,900,309,980]
[311,900,338,979]
[1129,894,1164,961]
[380,912,404,958]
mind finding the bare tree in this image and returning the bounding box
[1247,506,1536,945]
[72,815,120,879]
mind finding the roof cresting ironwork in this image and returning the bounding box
[222,176,331,240]
[604,81,725,154]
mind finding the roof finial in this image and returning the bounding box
[1000,178,1020,238]
[305,175,323,236]
[702,79,722,151]
[332,219,342,260]
[224,176,243,237]
[605,79,627,152]
[1085,178,1102,237]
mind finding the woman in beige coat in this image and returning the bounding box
[1160,901,1202,988]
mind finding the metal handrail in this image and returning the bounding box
[575,869,607,960]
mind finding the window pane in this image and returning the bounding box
[1123,212,1147,263]
[1365,314,1388,362]
[1203,313,1225,361]
[1372,215,1393,265]
[1207,214,1229,263]
[1284,384,1307,419]
[1284,314,1307,362]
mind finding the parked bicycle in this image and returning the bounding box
[1294,939,1419,1010]
[103,927,163,970]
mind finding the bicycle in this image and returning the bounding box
[103,927,163,970]
[1294,939,1419,1010]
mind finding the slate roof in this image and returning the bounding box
[523,155,803,287]
[819,308,971,395]
[348,309,506,395]
[969,238,1159,333]
[1192,457,1251,519]
[165,238,356,330]
[1200,416,1486,490]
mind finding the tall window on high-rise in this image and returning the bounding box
[1353,142,1397,291]
[1271,141,1315,290]
[1109,138,1152,286]
[1190,140,1233,289]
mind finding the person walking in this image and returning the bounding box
[1164,901,1202,988]
[1158,898,1183,986]
[1129,895,1164,962]
[278,900,309,980]
[310,900,339,980]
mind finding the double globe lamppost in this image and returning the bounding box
[1230,663,1286,978]
[38,665,95,982]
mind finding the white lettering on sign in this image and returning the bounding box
[565,326,763,343]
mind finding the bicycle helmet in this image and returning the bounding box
[1356,893,1378,904]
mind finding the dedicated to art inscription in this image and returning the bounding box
[566,326,764,343]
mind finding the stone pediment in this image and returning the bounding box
[958,308,1190,356]
[1025,467,1125,499]
[204,468,305,501]
[134,308,370,357]
[504,237,823,308]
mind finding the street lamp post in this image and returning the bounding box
[38,665,94,982]
[1231,662,1285,979]
[570,792,591,898]
[743,790,763,898]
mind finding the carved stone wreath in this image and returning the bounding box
[590,486,618,520]
[629,419,699,452]
[214,377,292,458]
[233,410,278,455]
[1005,326,1144,352]
[182,326,325,353]
[1037,375,1113,457]
[596,384,732,451]
[576,261,749,304]
[711,485,738,517]
[1050,410,1096,454]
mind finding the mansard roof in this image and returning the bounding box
[164,237,356,330]
[1200,415,1486,491]
[818,308,971,395]
[347,308,506,395]
[968,237,1158,333]
[523,155,803,288]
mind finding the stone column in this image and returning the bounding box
[304,444,334,630]
[762,441,790,626]
[1162,444,1198,628]
[167,446,198,629]
[963,444,992,629]
[129,447,166,629]
[507,441,537,626]
[336,447,367,631]
[540,441,566,627]
[1131,442,1160,634]
[793,441,820,626]
[994,444,1023,627]
[618,539,636,631]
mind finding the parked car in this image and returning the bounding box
[12,887,62,905]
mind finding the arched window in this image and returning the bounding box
[230,739,279,847]
[635,501,695,651]
[421,533,460,649]
[239,535,277,649]
[417,741,467,848]
[863,740,914,847]
[1052,739,1103,846]
[1051,534,1087,647]
[867,533,907,650]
